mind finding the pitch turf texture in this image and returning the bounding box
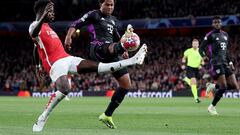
[0,97,240,135]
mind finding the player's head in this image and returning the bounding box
[212,16,222,30]
[34,0,54,22]
[99,0,115,16]
[192,39,199,49]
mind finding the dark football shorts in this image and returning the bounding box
[89,42,128,79]
[209,64,233,79]
[186,66,200,79]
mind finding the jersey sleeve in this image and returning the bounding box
[69,10,99,29]
[183,49,189,58]
[113,18,121,41]
[199,33,211,57]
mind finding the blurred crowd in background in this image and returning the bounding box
[1,34,240,93]
[1,0,240,93]
[1,0,240,22]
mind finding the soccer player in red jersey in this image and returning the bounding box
[30,0,147,132]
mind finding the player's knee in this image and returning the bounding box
[119,83,132,90]
[57,82,70,95]
[77,60,98,74]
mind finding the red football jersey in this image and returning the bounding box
[29,21,70,73]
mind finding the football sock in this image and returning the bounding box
[41,91,66,119]
[105,88,128,116]
[191,84,198,99]
[212,88,226,106]
[98,59,133,73]
[183,77,191,86]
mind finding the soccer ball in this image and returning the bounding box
[120,32,140,52]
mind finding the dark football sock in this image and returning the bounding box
[105,87,128,116]
[212,88,226,106]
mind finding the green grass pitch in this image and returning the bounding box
[0,97,240,135]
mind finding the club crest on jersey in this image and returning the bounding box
[216,37,219,40]
[101,17,105,21]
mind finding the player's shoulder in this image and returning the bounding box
[29,21,38,35]
[87,9,99,15]
[184,48,191,54]
[204,30,214,40]
[81,9,100,20]
[220,30,229,36]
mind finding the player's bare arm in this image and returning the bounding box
[64,27,76,51]
[181,56,187,70]
[30,3,53,38]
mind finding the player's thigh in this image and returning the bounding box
[217,75,228,89]
[50,57,71,82]
[68,56,85,74]
[89,43,114,61]
[186,66,195,78]
[191,69,200,84]
[226,74,239,89]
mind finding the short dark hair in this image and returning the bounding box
[99,0,116,4]
[34,0,51,14]
[192,38,199,42]
[213,15,222,20]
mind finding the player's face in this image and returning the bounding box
[100,0,114,16]
[46,3,55,22]
[212,19,222,29]
[192,41,199,49]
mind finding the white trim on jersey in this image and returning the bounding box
[36,36,52,67]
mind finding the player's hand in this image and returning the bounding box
[126,24,134,33]
[181,65,186,70]
[43,3,53,18]
[122,51,129,59]
[35,65,45,82]
[203,56,209,63]
[230,63,235,71]
[64,36,72,51]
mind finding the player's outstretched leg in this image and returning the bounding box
[130,44,147,65]
[97,44,147,73]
